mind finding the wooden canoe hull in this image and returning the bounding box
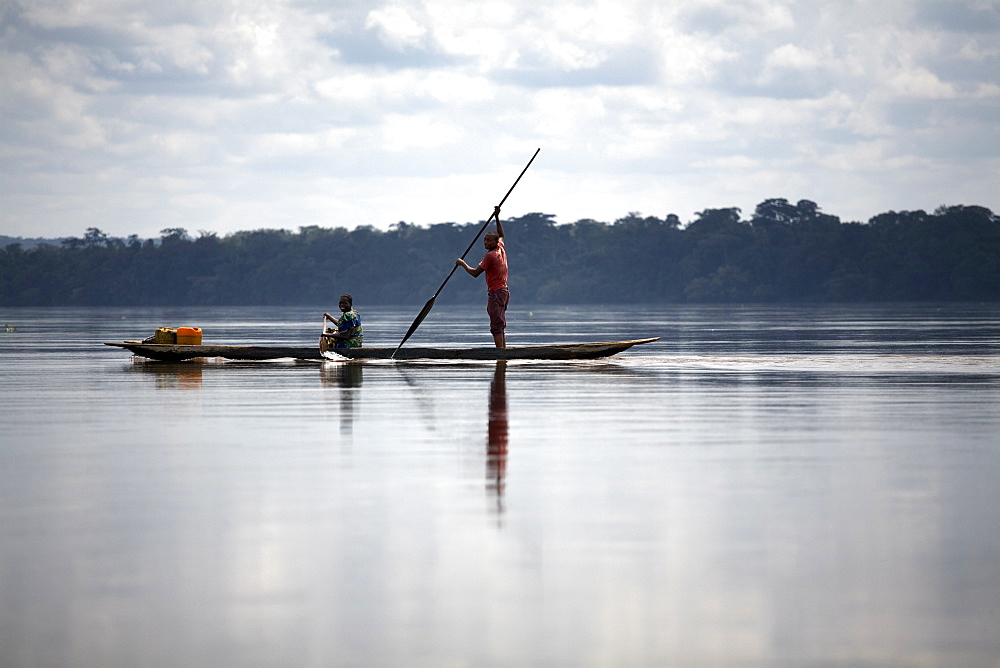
[105,342,324,362]
[106,338,659,362]
[323,338,660,360]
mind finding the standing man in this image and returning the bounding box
[456,206,508,348]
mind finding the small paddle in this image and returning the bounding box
[392,148,540,358]
[319,313,334,354]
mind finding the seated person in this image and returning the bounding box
[323,293,363,349]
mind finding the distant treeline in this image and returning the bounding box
[2,200,998,306]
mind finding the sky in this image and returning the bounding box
[1,0,998,240]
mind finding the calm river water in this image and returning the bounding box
[1,303,999,666]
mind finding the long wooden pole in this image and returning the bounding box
[393,148,540,357]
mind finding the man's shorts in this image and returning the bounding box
[487,287,510,335]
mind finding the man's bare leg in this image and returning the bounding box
[493,332,506,348]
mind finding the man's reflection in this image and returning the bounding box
[321,362,363,442]
[487,361,508,511]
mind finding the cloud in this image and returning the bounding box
[333,8,458,69]
[496,44,662,87]
[382,114,463,149]
[0,0,997,239]
[916,0,1000,33]
[679,0,795,35]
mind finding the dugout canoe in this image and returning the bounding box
[324,337,659,360]
[105,342,324,362]
[105,338,659,362]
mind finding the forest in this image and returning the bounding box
[1,199,998,306]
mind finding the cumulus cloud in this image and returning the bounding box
[0,0,997,239]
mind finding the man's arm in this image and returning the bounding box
[455,206,501,275]
[456,258,485,277]
[323,313,357,340]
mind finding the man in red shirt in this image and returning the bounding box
[456,206,509,348]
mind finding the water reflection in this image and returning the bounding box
[126,360,205,389]
[321,361,363,442]
[394,364,438,432]
[487,361,508,513]
[4,304,998,665]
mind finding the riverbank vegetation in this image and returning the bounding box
[2,200,997,305]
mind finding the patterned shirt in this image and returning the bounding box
[329,308,363,348]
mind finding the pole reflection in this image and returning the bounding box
[487,361,508,513]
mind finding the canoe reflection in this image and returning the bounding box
[123,360,204,389]
[487,361,508,510]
